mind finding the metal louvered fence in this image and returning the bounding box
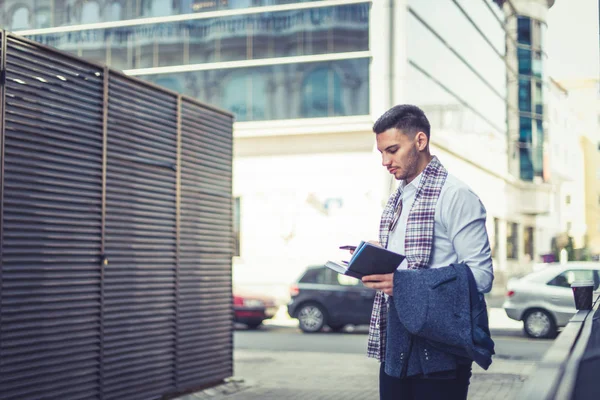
[0,31,235,400]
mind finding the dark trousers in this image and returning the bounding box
[379,363,472,400]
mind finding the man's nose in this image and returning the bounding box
[382,156,391,167]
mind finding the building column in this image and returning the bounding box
[369,0,393,120]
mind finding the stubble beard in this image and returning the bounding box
[397,146,420,182]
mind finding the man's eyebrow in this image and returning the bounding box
[384,144,399,152]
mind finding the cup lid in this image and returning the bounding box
[571,280,594,287]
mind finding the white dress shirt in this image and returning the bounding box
[387,172,494,293]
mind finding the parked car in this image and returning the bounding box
[502,262,600,339]
[287,265,376,333]
[233,290,278,329]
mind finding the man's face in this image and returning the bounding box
[376,128,420,181]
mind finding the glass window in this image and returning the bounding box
[229,0,254,8]
[321,268,339,285]
[10,6,31,31]
[28,4,369,70]
[548,270,597,290]
[337,274,359,286]
[519,147,533,181]
[299,267,323,284]
[35,7,52,29]
[222,70,267,122]
[518,47,532,75]
[152,76,183,93]
[142,0,174,17]
[507,222,519,260]
[524,226,534,261]
[106,2,123,22]
[519,116,532,142]
[519,79,531,112]
[302,67,344,118]
[517,16,531,45]
[140,58,369,122]
[80,1,101,24]
[14,1,330,29]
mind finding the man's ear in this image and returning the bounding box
[416,131,429,151]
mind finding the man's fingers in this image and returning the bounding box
[363,281,394,295]
[362,281,391,290]
[362,274,390,282]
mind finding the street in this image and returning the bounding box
[176,313,554,400]
[234,324,553,362]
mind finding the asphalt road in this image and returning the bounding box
[234,324,554,362]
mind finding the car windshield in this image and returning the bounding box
[547,269,599,289]
[299,266,361,287]
[299,267,335,284]
[520,267,561,282]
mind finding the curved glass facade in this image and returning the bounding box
[23,2,371,122]
[27,4,369,70]
[140,58,370,121]
[2,0,323,30]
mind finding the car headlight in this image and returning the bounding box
[243,299,264,307]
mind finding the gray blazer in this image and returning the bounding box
[384,263,495,378]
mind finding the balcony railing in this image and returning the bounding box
[518,296,600,399]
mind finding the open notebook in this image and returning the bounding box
[326,241,405,279]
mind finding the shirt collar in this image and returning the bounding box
[400,172,423,192]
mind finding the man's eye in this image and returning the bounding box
[389,148,398,154]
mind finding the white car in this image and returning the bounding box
[502,262,600,339]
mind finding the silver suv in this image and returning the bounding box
[503,262,600,339]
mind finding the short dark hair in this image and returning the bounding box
[372,104,430,140]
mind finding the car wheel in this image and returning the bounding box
[246,322,262,330]
[524,309,557,339]
[297,303,326,333]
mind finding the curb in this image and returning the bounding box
[173,378,251,399]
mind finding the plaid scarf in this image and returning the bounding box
[367,156,448,360]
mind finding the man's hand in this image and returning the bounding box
[349,240,381,255]
[362,273,394,296]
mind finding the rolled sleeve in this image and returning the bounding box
[444,186,494,293]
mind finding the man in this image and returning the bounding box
[360,104,494,399]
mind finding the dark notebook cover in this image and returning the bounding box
[325,242,405,279]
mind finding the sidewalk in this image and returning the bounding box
[177,307,530,400]
[177,349,534,400]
